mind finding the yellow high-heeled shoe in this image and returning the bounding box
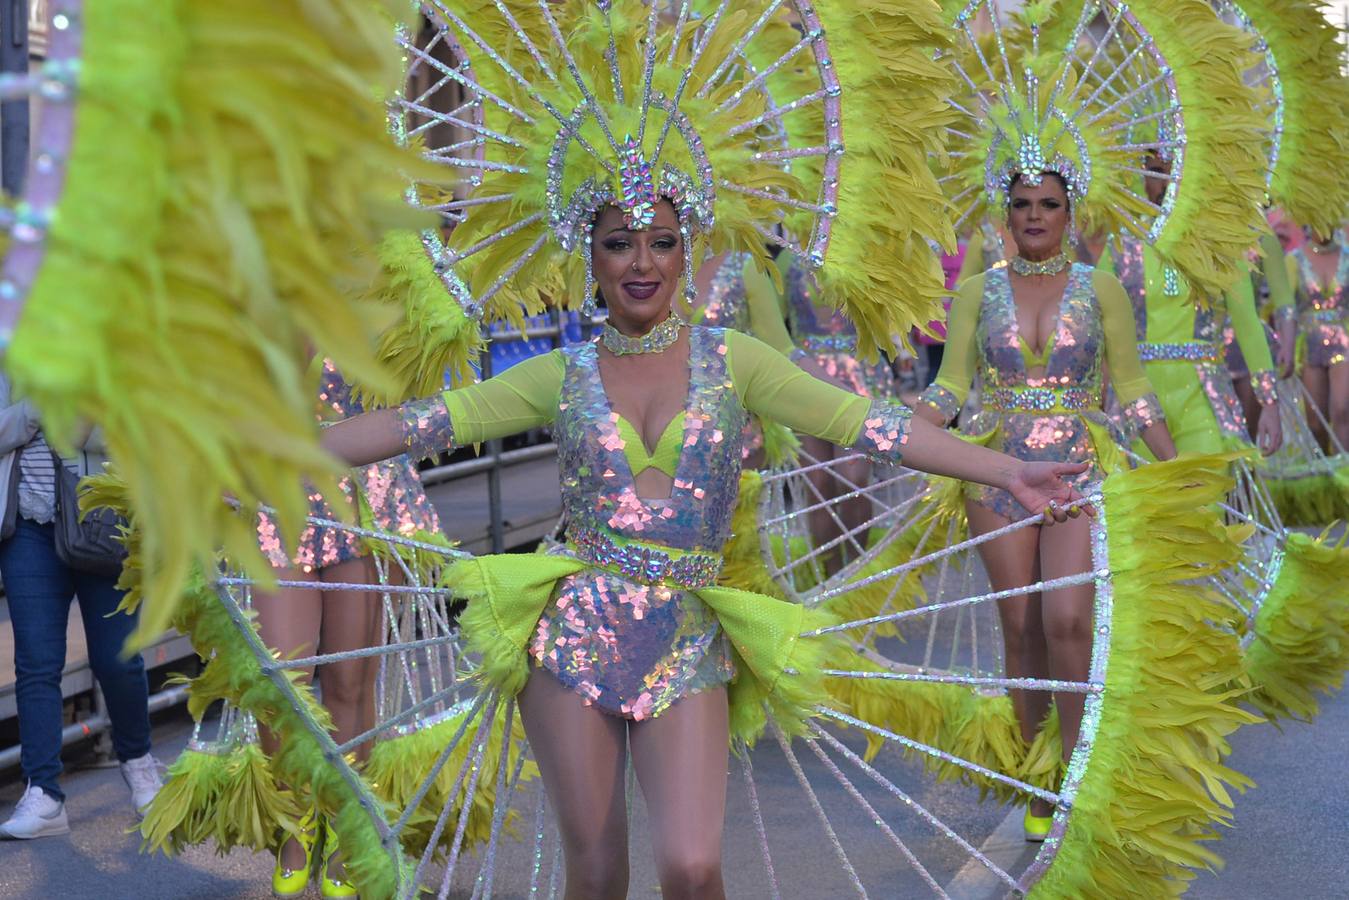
[271,807,319,898]
[320,820,359,898]
[1023,806,1053,843]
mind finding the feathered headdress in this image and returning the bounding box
[403,0,956,356]
[1218,0,1349,237]
[940,0,1269,298]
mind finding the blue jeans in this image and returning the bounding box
[0,517,151,801]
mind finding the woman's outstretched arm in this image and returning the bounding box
[321,351,564,467]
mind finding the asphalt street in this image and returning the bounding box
[0,677,1343,899]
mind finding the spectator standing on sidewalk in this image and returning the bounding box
[0,373,162,839]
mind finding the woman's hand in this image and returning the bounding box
[1256,404,1283,456]
[1006,460,1092,523]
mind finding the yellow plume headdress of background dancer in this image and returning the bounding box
[939,0,1269,298]
[403,0,957,357]
[1215,0,1349,237]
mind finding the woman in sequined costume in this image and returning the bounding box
[779,253,898,574]
[321,200,1087,899]
[1289,228,1349,452]
[254,359,442,896]
[916,172,1178,831]
[1099,152,1284,459]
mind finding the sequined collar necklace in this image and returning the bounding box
[1010,253,1070,277]
[1309,240,1341,256]
[601,312,684,356]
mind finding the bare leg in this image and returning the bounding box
[1036,515,1094,769]
[317,556,383,761]
[1232,375,1261,442]
[1327,360,1349,452]
[966,502,1050,816]
[1303,365,1331,451]
[251,570,322,870]
[519,670,630,900]
[630,688,729,900]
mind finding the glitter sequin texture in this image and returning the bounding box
[1250,370,1278,407]
[400,394,455,463]
[697,252,751,331]
[529,328,745,720]
[1291,245,1349,368]
[1136,342,1221,363]
[784,257,893,398]
[960,264,1117,521]
[258,361,441,572]
[917,383,961,422]
[852,401,912,461]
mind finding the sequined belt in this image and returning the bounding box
[799,333,859,354]
[982,386,1100,413]
[1301,308,1346,325]
[567,526,722,589]
[1136,341,1221,363]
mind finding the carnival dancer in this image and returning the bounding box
[918,169,1177,837]
[324,199,1090,898]
[917,0,1277,843]
[254,360,443,898]
[1098,151,1284,459]
[310,0,1097,889]
[1098,0,1349,725]
[1290,229,1349,453]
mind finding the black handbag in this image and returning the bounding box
[51,449,128,577]
[0,454,17,541]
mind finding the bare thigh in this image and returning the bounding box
[518,669,630,899]
[629,688,729,870]
[1327,360,1349,444]
[318,556,383,752]
[630,687,729,898]
[1303,365,1330,436]
[1036,514,1095,755]
[251,570,322,755]
[966,501,1042,640]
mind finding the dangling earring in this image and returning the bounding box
[581,225,597,317]
[681,220,696,306]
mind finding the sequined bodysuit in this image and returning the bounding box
[920,263,1163,520]
[399,326,913,720]
[782,256,894,399]
[1290,244,1349,369]
[1105,235,1277,450]
[258,360,441,572]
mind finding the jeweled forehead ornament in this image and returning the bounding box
[987,67,1091,208]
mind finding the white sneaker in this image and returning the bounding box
[0,784,70,839]
[120,753,164,816]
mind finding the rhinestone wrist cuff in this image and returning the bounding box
[1250,370,1279,407]
[400,394,455,462]
[851,400,912,464]
[1122,392,1166,432]
[917,384,960,422]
